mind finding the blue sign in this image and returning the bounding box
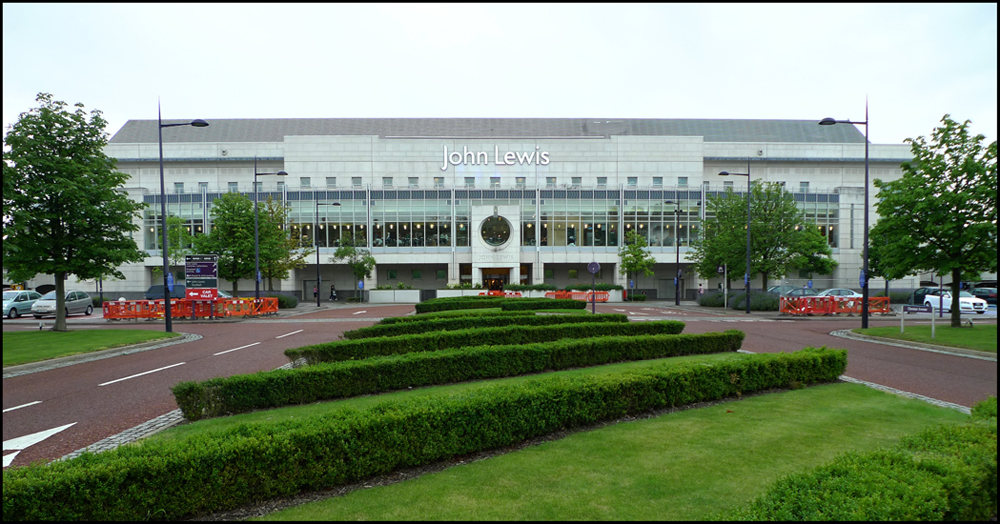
[859,270,866,288]
[629,279,634,288]
[744,274,749,286]
[358,280,364,290]
[807,280,813,289]
[257,270,262,283]
[674,277,678,286]
[166,272,174,292]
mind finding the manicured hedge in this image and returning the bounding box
[415,296,510,314]
[379,310,535,325]
[174,330,745,420]
[285,320,686,365]
[500,298,587,311]
[3,347,845,521]
[345,313,627,339]
[728,399,997,521]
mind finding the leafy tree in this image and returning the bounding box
[151,215,194,279]
[870,114,997,327]
[193,193,256,295]
[3,93,146,331]
[691,182,836,291]
[333,232,376,290]
[257,196,312,291]
[618,229,656,299]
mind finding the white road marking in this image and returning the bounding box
[3,422,76,468]
[98,363,185,386]
[614,309,626,312]
[275,329,303,339]
[3,401,42,413]
[214,342,260,356]
[352,310,367,315]
[628,311,648,316]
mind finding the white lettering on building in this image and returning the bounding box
[441,145,550,171]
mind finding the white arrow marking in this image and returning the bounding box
[275,329,303,339]
[3,401,42,413]
[352,310,367,315]
[99,362,185,386]
[214,342,260,356]
[3,422,77,467]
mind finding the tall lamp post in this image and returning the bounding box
[664,200,682,305]
[253,156,288,300]
[315,200,341,307]
[819,105,870,329]
[719,158,752,314]
[157,102,208,333]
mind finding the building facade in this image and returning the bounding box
[12,118,929,299]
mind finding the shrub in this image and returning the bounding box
[173,330,746,420]
[379,310,535,325]
[728,290,779,311]
[345,313,627,339]
[266,294,298,309]
[4,347,845,521]
[415,296,509,314]
[504,283,558,292]
[727,418,997,521]
[625,293,647,302]
[698,291,727,308]
[971,396,997,420]
[500,298,587,311]
[285,320,686,365]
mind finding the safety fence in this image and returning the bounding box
[545,291,611,302]
[477,290,523,298]
[103,297,279,321]
[779,296,892,316]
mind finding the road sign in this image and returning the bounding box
[903,304,933,314]
[185,254,218,299]
[860,270,866,288]
[166,272,174,292]
[587,262,601,275]
[807,280,813,289]
[717,265,724,274]
[358,280,364,290]
[629,279,634,288]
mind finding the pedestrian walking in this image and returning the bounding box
[329,284,337,301]
[313,285,318,299]
[698,283,704,295]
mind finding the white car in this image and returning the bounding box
[816,288,863,298]
[923,290,988,314]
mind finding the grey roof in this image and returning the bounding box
[109,118,867,144]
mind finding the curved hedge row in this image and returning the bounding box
[285,320,686,365]
[414,296,508,314]
[379,310,535,325]
[500,298,586,311]
[344,313,628,340]
[174,330,745,420]
[728,400,997,521]
[3,347,846,521]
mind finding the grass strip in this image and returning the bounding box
[856,324,996,353]
[285,320,685,365]
[344,313,626,339]
[2,329,181,367]
[173,330,743,420]
[2,348,844,521]
[256,383,971,521]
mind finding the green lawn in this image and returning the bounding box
[856,324,997,353]
[254,383,968,521]
[2,329,180,367]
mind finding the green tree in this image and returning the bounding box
[151,215,194,279]
[618,229,656,299]
[258,197,312,291]
[193,193,256,295]
[870,114,997,327]
[333,232,376,294]
[691,182,836,291]
[3,93,146,332]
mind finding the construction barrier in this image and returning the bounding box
[477,291,523,298]
[103,297,279,321]
[780,296,892,316]
[545,291,610,302]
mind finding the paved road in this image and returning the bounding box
[2,302,995,469]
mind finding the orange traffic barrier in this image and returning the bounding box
[545,291,609,302]
[103,297,281,321]
[780,296,894,316]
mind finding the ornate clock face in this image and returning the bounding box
[480,215,512,247]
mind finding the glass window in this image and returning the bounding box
[412,270,421,279]
[800,181,809,193]
[652,177,663,187]
[228,182,239,193]
[326,177,337,188]
[597,177,607,188]
[253,181,262,192]
[571,177,582,188]
[465,177,475,188]
[383,177,393,188]
[174,182,184,194]
[568,269,578,279]
[627,177,637,187]
[352,177,362,188]
[277,181,285,191]
[436,269,447,279]
[300,177,311,188]
[544,268,554,280]
[388,270,397,279]
[516,177,526,188]
[409,177,419,188]
[434,176,444,188]
[490,176,501,188]
[678,177,688,188]
[546,177,557,188]
[199,182,208,192]
[480,216,512,246]
[724,181,733,189]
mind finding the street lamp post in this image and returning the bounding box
[315,200,341,307]
[157,101,208,333]
[664,200,682,305]
[253,156,288,301]
[719,158,752,314]
[819,105,870,328]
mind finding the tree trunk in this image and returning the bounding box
[760,273,770,293]
[54,272,67,332]
[950,267,962,328]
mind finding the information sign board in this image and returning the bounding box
[185,254,219,300]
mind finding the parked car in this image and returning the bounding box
[908,287,941,305]
[922,290,988,314]
[31,290,94,318]
[969,287,997,305]
[816,288,863,298]
[767,285,800,296]
[144,284,187,300]
[3,290,43,319]
[785,288,820,297]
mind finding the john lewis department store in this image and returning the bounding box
[96,118,915,299]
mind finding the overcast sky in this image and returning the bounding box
[3,3,996,145]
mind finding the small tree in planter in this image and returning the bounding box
[618,230,656,301]
[332,233,376,301]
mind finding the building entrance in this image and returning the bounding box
[481,268,510,290]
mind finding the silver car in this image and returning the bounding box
[31,290,94,318]
[4,290,43,319]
